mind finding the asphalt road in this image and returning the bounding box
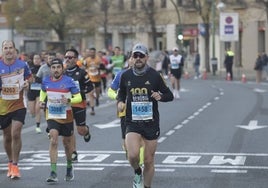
[1,78,268,188]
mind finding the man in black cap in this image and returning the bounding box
[40,58,82,183]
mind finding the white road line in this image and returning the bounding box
[211,169,247,173]
[157,137,166,143]
[166,130,175,136]
[174,125,183,129]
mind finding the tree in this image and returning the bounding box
[3,0,88,41]
[196,0,212,72]
[95,0,113,49]
[141,0,158,50]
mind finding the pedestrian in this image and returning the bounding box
[117,43,174,188]
[64,48,93,162]
[40,58,82,183]
[194,51,200,79]
[261,52,268,80]
[84,47,102,115]
[27,53,42,133]
[0,40,32,179]
[254,53,263,83]
[168,47,184,99]
[224,48,234,80]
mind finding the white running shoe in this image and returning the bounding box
[133,173,143,188]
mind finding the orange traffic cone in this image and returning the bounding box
[226,73,231,81]
[241,74,247,83]
[202,71,207,80]
[184,71,190,79]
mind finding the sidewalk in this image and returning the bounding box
[184,66,268,83]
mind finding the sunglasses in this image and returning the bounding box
[133,53,146,59]
[64,56,76,60]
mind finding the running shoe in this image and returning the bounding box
[7,163,12,177]
[64,166,74,181]
[83,126,91,142]
[71,151,78,162]
[90,111,95,115]
[11,165,21,179]
[133,173,143,188]
[46,171,58,183]
[36,127,42,134]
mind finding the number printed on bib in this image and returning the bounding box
[131,101,153,121]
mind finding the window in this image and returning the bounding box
[177,0,182,6]
[131,0,136,9]
[161,0,166,8]
[118,0,124,10]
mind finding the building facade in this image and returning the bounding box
[0,0,267,76]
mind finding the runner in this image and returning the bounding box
[0,40,32,179]
[84,47,102,115]
[40,58,82,183]
[64,48,93,162]
[117,43,173,188]
[27,53,42,133]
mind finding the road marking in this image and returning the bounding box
[157,137,166,143]
[93,119,121,129]
[0,151,268,174]
[166,130,175,136]
[211,169,247,173]
[236,120,268,130]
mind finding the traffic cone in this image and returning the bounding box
[202,71,207,80]
[241,74,247,83]
[184,71,190,79]
[226,73,231,81]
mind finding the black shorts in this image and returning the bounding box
[72,107,86,126]
[27,90,40,101]
[92,81,101,88]
[0,108,26,130]
[170,68,182,79]
[47,120,74,137]
[120,116,126,139]
[125,121,160,140]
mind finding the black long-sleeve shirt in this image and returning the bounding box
[117,66,173,125]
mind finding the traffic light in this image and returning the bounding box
[177,26,183,40]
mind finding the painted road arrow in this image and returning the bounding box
[93,119,120,129]
[236,120,268,130]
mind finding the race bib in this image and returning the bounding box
[30,83,41,90]
[47,91,71,119]
[171,62,179,69]
[1,83,19,100]
[48,103,67,119]
[131,101,153,121]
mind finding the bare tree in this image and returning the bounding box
[141,0,158,50]
[3,0,88,41]
[95,0,113,49]
[196,0,212,72]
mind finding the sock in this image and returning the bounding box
[36,122,40,128]
[12,162,17,166]
[67,160,72,168]
[134,167,142,175]
[51,163,57,173]
[91,107,94,111]
[139,146,144,166]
